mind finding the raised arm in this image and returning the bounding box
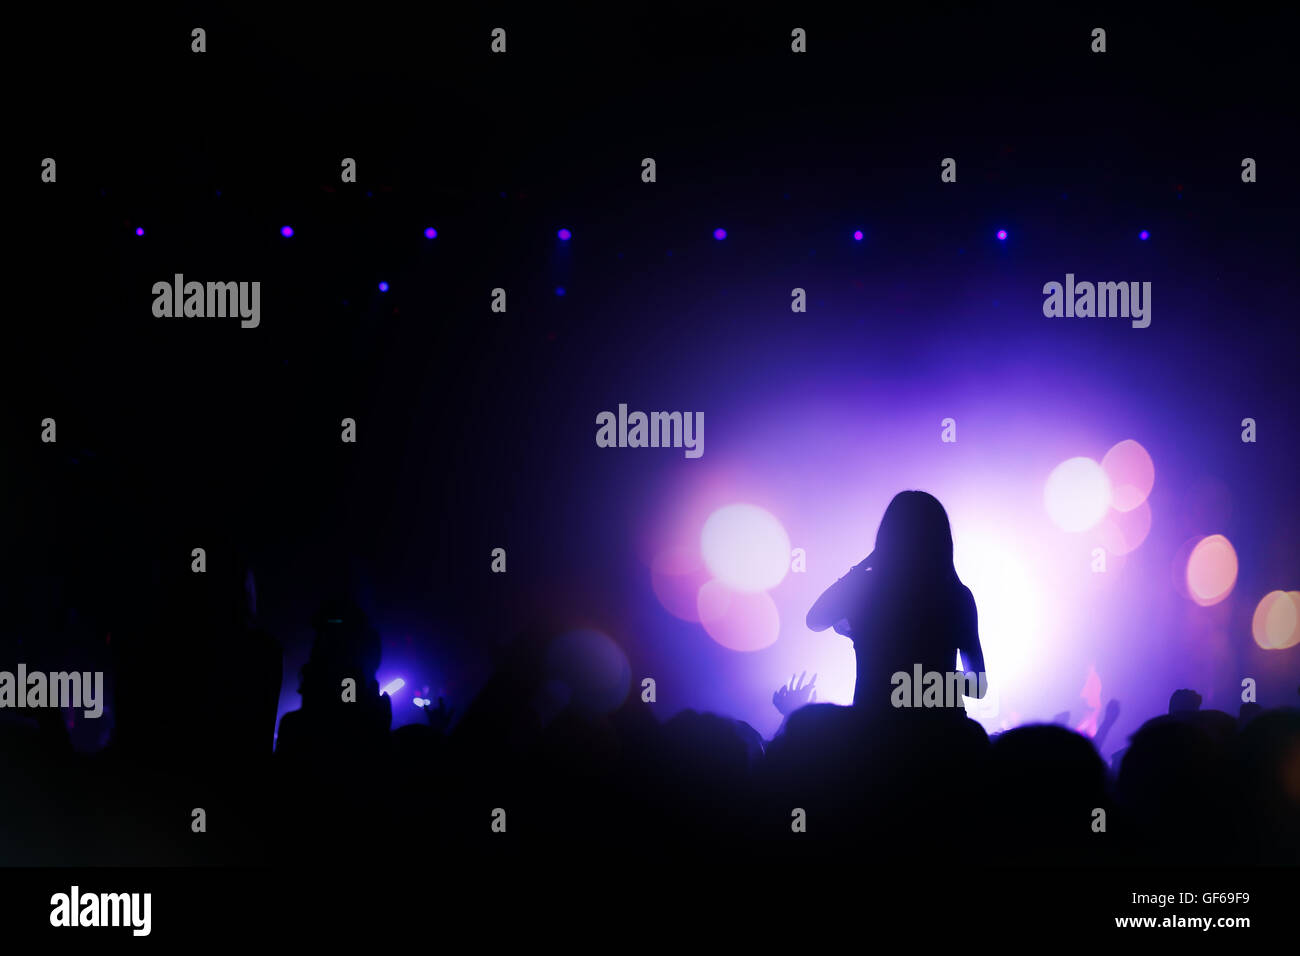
[806,558,871,632]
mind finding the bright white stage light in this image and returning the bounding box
[1044,457,1111,532]
[700,503,791,592]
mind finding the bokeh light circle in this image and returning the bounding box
[1252,591,1300,650]
[1044,457,1111,532]
[650,546,710,622]
[1288,594,1300,649]
[1101,439,1155,512]
[545,629,631,715]
[696,580,780,651]
[700,503,791,592]
[1186,535,1238,606]
[1096,499,1152,556]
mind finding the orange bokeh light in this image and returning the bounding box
[1186,535,1238,607]
[1253,591,1300,650]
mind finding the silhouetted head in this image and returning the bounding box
[299,598,382,704]
[872,491,957,580]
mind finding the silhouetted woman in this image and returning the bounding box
[806,491,986,712]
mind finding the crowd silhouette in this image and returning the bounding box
[2,494,1298,869]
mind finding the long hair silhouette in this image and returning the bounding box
[807,490,986,709]
[871,490,958,580]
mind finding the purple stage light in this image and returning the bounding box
[996,229,1008,241]
[1139,230,1150,240]
[424,227,437,239]
[380,678,405,697]
[853,230,864,241]
[378,281,389,292]
[555,286,566,296]
[713,228,727,240]
[557,228,572,240]
[134,227,144,236]
[280,225,294,238]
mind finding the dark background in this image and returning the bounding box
[6,7,1298,746]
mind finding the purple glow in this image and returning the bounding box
[853,230,864,241]
[713,228,727,241]
[134,227,144,237]
[996,229,1008,241]
[378,281,389,292]
[424,227,438,239]
[637,378,1213,738]
[280,225,294,238]
[555,286,566,296]
[1139,230,1150,240]
[557,228,572,241]
[380,678,405,697]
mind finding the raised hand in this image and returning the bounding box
[772,671,818,716]
[1094,698,1121,751]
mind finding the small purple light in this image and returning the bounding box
[555,286,566,296]
[1139,230,1150,240]
[996,229,1008,241]
[557,228,572,241]
[853,230,864,241]
[713,228,727,240]
[424,227,437,239]
[280,225,294,238]
[134,227,144,237]
[378,281,389,292]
